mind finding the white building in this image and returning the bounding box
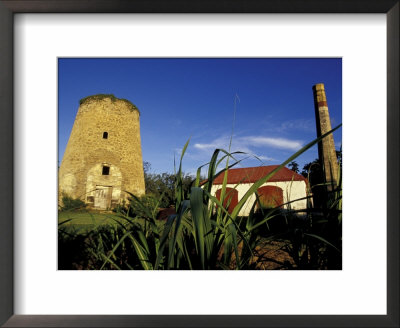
[210,165,308,216]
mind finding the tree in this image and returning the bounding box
[301,159,325,185]
[143,161,152,174]
[287,161,299,173]
[142,161,194,208]
[336,149,342,168]
[301,159,325,207]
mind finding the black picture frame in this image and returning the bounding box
[0,1,398,327]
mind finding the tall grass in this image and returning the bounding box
[58,124,342,270]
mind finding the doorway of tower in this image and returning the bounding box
[94,185,112,210]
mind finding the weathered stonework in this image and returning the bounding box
[313,83,339,189]
[59,95,145,209]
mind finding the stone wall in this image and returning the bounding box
[59,95,145,209]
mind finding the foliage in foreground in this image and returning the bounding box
[59,125,342,270]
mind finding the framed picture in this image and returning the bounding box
[1,1,398,327]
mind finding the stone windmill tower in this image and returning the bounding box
[59,94,145,209]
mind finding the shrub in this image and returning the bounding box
[60,193,86,211]
[128,194,160,218]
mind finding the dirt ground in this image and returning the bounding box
[253,240,296,269]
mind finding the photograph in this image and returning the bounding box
[1,0,397,325]
[58,58,342,270]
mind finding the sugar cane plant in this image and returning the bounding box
[60,124,341,270]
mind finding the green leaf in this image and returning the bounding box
[155,215,175,269]
[100,231,131,270]
[304,233,341,253]
[190,187,206,269]
[128,233,153,270]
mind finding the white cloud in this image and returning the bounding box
[193,143,219,151]
[194,136,240,151]
[193,134,303,163]
[241,136,303,151]
[257,155,276,162]
[278,119,315,132]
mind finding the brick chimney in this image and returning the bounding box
[312,83,339,189]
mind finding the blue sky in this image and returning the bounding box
[58,58,342,175]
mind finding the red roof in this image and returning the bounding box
[211,165,306,185]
